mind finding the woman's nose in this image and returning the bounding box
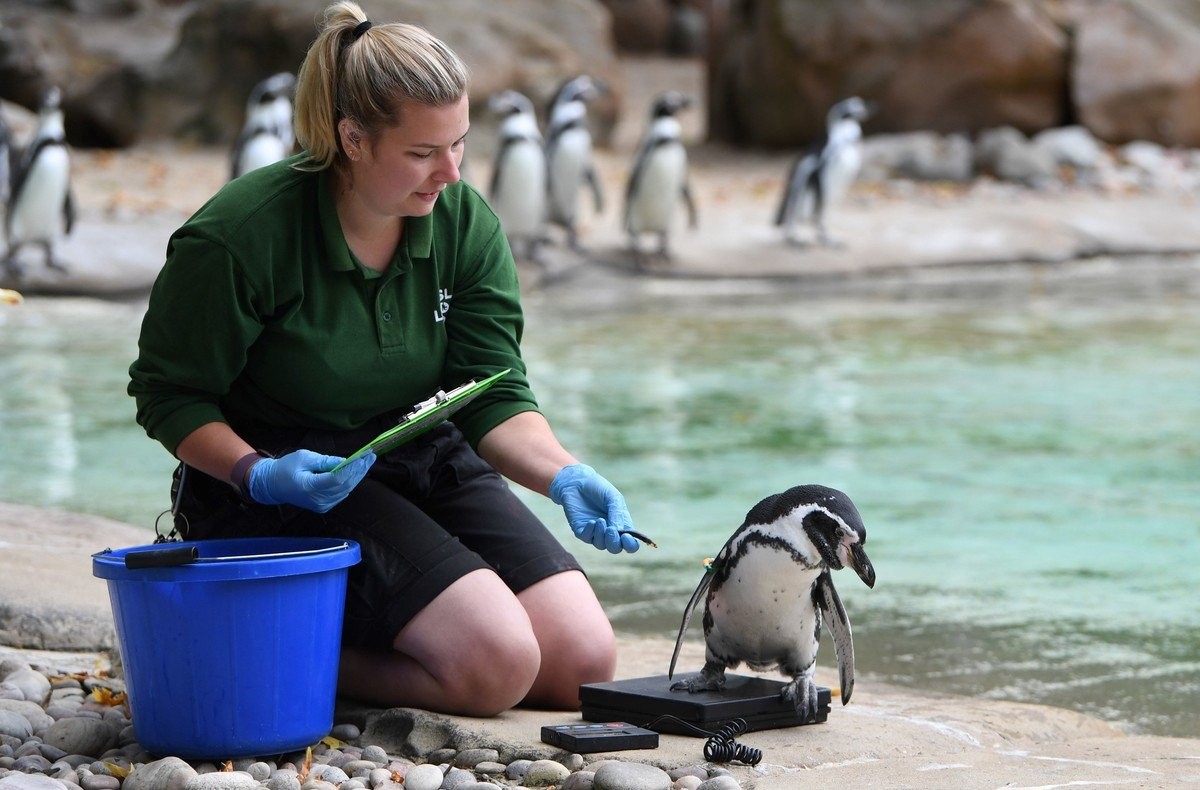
[436,149,462,184]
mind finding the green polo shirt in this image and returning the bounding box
[129,154,538,456]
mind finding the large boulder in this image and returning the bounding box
[0,2,187,147]
[1071,0,1200,146]
[709,0,1069,147]
[0,0,621,148]
[143,0,622,148]
[599,0,707,56]
[707,0,1200,148]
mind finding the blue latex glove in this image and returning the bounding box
[247,449,376,513]
[548,463,640,554]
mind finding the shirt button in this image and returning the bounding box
[382,311,392,322]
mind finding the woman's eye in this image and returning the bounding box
[412,151,433,159]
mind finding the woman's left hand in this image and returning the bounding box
[549,463,641,554]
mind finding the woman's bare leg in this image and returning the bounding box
[337,568,542,716]
[517,570,618,709]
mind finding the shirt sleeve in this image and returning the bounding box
[440,203,540,447]
[127,231,266,455]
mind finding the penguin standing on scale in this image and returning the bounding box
[487,89,547,263]
[230,72,297,180]
[544,75,606,251]
[774,96,871,247]
[4,86,75,280]
[669,484,876,722]
[623,90,697,266]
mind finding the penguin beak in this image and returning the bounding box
[848,543,876,589]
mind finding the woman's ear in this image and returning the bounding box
[338,119,364,160]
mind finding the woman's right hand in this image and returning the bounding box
[247,449,376,512]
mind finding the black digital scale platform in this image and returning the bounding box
[578,674,831,736]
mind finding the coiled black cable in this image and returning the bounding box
[642,715,763,766]
[702,719,762,766]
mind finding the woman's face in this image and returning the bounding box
[341,95,469,218]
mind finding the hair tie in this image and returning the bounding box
[352,19,372,40]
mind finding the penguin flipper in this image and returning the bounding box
[585,164,604,214]
[682,180,698,229]
[623,137,656,232]
[7,140,42,219]
[489,138,517,201]
[774,155,803,227]
[774,151,818,227]
[63,188,76,235]
[668,570,713,679]
[814,569,855,704]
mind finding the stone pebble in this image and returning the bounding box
[593,761,672,790]
[0,661,744,790]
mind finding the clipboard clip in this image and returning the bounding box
[404,381,467,421]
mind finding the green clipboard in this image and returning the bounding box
[328,369,510,472]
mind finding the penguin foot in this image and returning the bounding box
[3,256,25,281]
[781,675,820,722]
[564,228,584,252]
[669,664,727,693]
[627,247,648,271]
[815,227,846,249]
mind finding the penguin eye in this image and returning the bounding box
[834,527,845,540]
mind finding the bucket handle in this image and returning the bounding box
[120,542,351,569]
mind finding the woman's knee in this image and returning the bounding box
[558,625,618,686]
[443,627,542,715]
[390,569,545,715]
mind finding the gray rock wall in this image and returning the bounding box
[3,0,1199,150]
[0,0,621,148]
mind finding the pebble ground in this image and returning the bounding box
[0,658,743,790]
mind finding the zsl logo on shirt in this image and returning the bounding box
[434,288,452,323]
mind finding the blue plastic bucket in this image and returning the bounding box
[92,537,360,759]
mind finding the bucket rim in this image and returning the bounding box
[92,536,361,582]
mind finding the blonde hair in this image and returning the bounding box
[293,1,469,171]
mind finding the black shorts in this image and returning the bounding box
[176,421,582,651]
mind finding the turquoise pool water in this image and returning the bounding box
[1,275,1197,737]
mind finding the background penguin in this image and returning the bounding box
[623,90,697,265]
[774,96,871,247]
[4,86,75,279]
[487,89,547,263]
[544,74,605,251]
[669,484,876,722]
[230,72,296,180]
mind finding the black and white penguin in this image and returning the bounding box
[487,89,547,263]
[669,484,877,721]
[774,96,871,247]
[623,90,697,264]
[544,75,605,251]
[230,72,296,180]
[4,86,75,279]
